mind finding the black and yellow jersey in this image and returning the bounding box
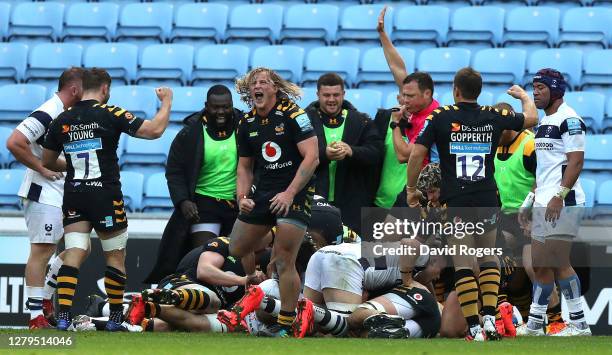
[415,103,525,201]
[43,99,144,192]
[237,98,315,191]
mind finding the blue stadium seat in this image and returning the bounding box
[281,4,339,47]
[26,43,83,83]
[584,134,612,170]
[344,89,382,118]
[295,87,318,109]
[447,6,505,48]
[357,47,415,86]
[171,3,229,45]
[117,3,173,43]
[503,7,560,48]
[137,44,194,86]
[251,45,304,83]
[337,5,392,49]
[472,48,527,85]
[170,86,207,122]
[121,128,178,168]
[385,91,400,109]
[479,91,495,106]
[605,96,612,133]
[120,171,144,212]
[142,172,172,212]
[439,91,454,106]
[226,4,283,44]
[63,3,118,42]
[392,6,449,47]
[192,45,249,86]
[558,8,612,49]
[230,89,249,113]
[417,48,471,84]
[564,92,605,133]
[0,43,28,84]
[581,178,596,211]
[581,171,612,188]
[593,179,612,218]
[0,84,46,123]
[582,50,612,90]
[525,49,582,90]
[0,127,15,168]
[0,169,25,210]
[303,46,360,87]
[109,86,158,119]
[83,43,138,85]
[0,2,10,41]
[9,2,64,42]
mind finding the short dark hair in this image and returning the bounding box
[402,72,434,95]
[207,84,231,101]
[83,68,111,92]
[453,67,482,101]
[317,72,344,90]
[58,67,84,92]
[494,102,514,113]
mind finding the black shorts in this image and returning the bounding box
[498,212,529,249]
[194,194,238,236]
[444,191,500,233]
[388,285,441,338]
[237,181,315,227]
[62,188,127,233]
[158,274,197,290]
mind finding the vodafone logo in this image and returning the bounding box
[262,141,281,162]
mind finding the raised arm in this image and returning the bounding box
[378,6,408,88]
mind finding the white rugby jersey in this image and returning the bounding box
[362,249,429,292]
[534,102,586,206]
[16,94,65,207]
[317,242,361,260]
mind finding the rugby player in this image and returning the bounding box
[42,68,173,331]
[224,67,319,337]
[517,69,591,337]
[6,67,84,329]
[405,67,538,341]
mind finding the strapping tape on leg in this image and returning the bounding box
[64,232,91,251]
[100,231,128,251]
[356,300,386,313]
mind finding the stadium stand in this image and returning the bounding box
[120,171,145,212]
[0,0,610,214]
[171,3,229,45]
[251,45,304,83]
[142,172,173,212]
[0,42,27,84]
[192,44,249,86]
[280,4,339,49]
[593,180,612,219]
[62,2,119,43]
[109,85,158,119]
[0,168,24,210]
[83,43,138,85]
[0,84,46,124]
[8,2,64,42]
[121,128,178,169]
[0,126,14,167]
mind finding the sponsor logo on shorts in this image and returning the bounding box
[44,224,53,236]
[103,216,113,228]
[66,209,79,219]
[262,141,281,162]
[86,181,102,187]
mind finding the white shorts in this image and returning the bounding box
[23,200,63,244]
[531,203,584,242]
[304,250,364,296]
[259,279,280,299]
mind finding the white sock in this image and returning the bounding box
[404,320,423,338]
[565,297,588,329]
[526,303,548,330]
[205,314,228,333]
[259,296,281,317]
[25,286,45,319]
[43,255,63,300]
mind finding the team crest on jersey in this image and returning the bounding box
[545,126,553,137]
[275,123,285,135]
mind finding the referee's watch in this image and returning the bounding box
[390,121,400,130]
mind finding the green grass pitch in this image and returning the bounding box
[2,330,612,355]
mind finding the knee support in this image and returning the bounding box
[64,232,91,251]
[100,231,128,251]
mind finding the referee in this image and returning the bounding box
[405,67,538,341]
